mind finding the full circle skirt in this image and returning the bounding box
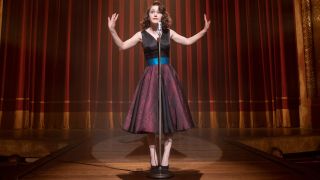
[122,64,195,134]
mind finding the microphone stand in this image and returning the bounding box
[148,25,173,179]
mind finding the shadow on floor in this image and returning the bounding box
[117,169,202,180]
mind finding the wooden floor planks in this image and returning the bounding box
[13,128,318,179]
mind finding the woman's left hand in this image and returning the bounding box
[204,14,211,32]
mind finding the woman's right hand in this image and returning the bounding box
[108,13,119,32]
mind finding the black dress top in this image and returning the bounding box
[141,29,170,60]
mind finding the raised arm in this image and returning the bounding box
[170,14,211,46]
[108,13,141,50]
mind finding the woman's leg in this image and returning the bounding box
[161,133,173,166]
[147,134,158,166]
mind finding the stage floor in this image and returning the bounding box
[1,128,319,179]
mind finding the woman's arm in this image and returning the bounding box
[108,13,141,50]
[170,14,211,46]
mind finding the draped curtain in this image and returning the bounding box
[0,0,300,129]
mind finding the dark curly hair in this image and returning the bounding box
[140,1,172,31]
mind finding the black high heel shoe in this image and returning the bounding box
[160,165,169,171]
[150,165,158,172]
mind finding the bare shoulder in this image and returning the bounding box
[135,31,142,42]
[169,29,176,38]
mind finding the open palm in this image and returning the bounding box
[108,13,119,31]
[204,14,211,31]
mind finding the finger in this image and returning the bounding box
[112,13,115,19]
[108,17,110,22]
[115,14,119,21]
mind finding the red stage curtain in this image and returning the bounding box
[0,0,299,129]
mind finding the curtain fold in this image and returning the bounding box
[0,0,300,129]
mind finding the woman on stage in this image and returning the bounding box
[108,1,210,170]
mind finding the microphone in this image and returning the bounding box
[157,22,162,37]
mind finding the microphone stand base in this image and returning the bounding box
[147,166,174,179]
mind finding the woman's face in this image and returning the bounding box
[149,5,163,24]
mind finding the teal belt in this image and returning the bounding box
[147,57,169,66]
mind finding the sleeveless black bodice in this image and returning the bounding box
[141,30,170,60]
